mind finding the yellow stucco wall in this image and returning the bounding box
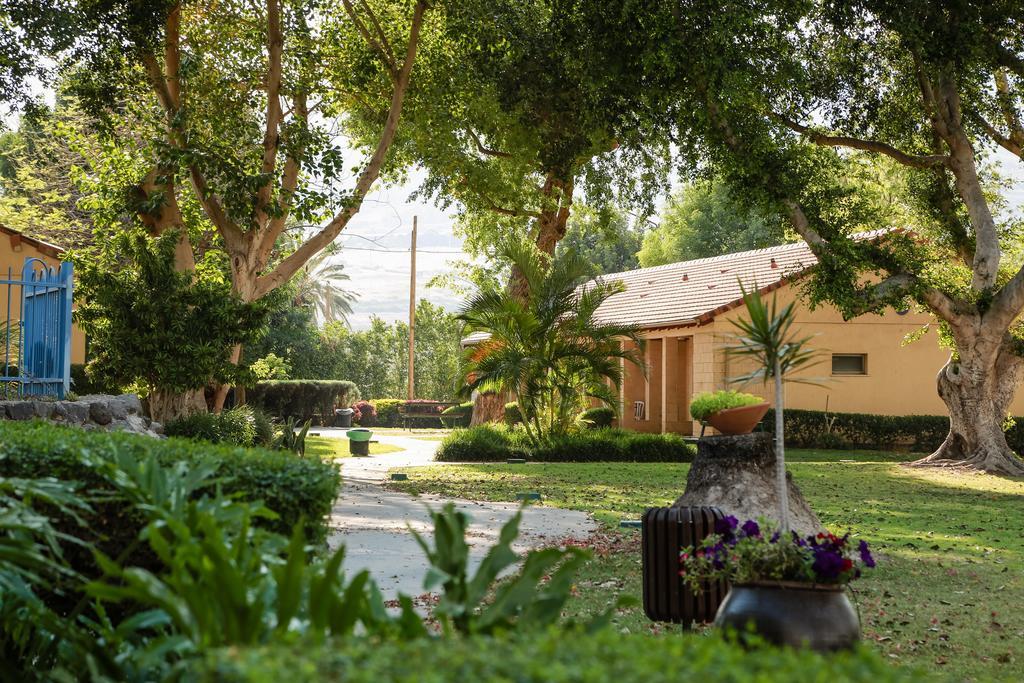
[1,232,86,364]
[622,282,1024,435]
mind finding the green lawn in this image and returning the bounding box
[387,449,1024,681]
[305,436,403,459]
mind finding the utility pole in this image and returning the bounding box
[407,216,417,401]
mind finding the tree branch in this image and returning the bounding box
[971,109,1024,158]
[774,114,949,169]
[257,92,309,268]
[254,0,428,298]
[255,0,285,222]
[467,129,513,158]
[342,0,399,80]
[358,0,398,71]
[987,262,1024,331]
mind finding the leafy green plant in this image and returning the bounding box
[503,401,522,425]
[459,238,644,445]
[689,390,765,422]
[411,503,589,636]
[370,398,405,427]
[249,353,291,381]
[578,406,616,429]
[439,402,474,428]
[273,418,312,456]
[729,287,819,533]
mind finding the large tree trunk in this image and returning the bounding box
[471,391,506,426]
[913,343,1024,476]
[149,387,207,424]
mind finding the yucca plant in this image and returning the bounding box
[728,284,818,533]
[458,238,644,445]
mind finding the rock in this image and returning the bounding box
[89,400,113,426]
[149,421,164,435]
[108,398,128,421]
[117,394,144,415]
[51,401,69,421]
[124,414,150,433]
[64,401,92,424]
[32,401,55,419]
[673,433,823,536]
[6,401,35,420]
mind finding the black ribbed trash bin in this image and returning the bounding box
[641,505,728,625]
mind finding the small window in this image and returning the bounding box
[832,354,867,375]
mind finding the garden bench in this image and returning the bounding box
[397,400,460,429]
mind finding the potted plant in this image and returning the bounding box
[690,390,769,435]
[680,515,875,651]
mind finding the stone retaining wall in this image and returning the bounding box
[0,394,163,437]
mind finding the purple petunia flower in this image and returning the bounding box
[769,531,781,543]
[740,520,761,538]
[858,540,876,568]
[811,547,847,580]
[715,515,739,535]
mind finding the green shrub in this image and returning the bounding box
[248,380,360,425]
[199,627,920,683]
[166,406,261,447]
[371,398,405,427]
[579,406,616,429]
[761,409,958,452]
[504,401,522,425]
[690,390,765,422]
[0,420,341,613]
[435,425,693,463]
[251,407,276,447]
[439,401,474,428]
[70,363,125,395]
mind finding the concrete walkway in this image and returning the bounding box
[318,428,596,597]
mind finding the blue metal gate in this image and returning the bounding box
[1,257,74,398]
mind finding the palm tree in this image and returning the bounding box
[728,285,818,533]
[458,238,644,445]
[283,235,358,326]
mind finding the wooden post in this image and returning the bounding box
[407,216,417,401]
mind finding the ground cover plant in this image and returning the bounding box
[388,450,1024,680]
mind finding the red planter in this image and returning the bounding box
[707,402,770,435]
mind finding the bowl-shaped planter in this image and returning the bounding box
[706,402,769,435]
[714,581,860,651]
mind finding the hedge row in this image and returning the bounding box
[360,398,444,428]
[761,408,1024,452]
[199,627,922,683]
[0,421,341,611]
[247,380,359,425]
[434,425,694,463]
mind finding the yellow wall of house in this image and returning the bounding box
[1,235,86,364]
[620,283,1024,435]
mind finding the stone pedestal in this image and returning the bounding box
[672,433,822,536]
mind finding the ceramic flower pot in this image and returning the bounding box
[706,402,770,435]
[714,581,860,651]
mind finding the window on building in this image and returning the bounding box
[831,353,867,375]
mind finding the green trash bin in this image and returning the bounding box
[347,428,373,456]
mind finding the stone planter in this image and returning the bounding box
[714,581,860,651]
[706,402,769,435]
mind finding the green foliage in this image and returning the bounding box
[639,181,790,267]
[689,390,765,422]
[411,503,591,636]
[578,406,616,429]
[69,363,125,396]
[434,425,694,464]
[0,421,341,566]
[459,238,644,445]
[74,232,268,395]
[439,402,474,429]
[247,380,360,425]
[273,418,312,456]
[728,288,820,385]
[370,398,405,427]
[503,401,522,425]
[556,206,644,275]
[249,353,291,381]
[165,406,263,448]
[198,627,917,683]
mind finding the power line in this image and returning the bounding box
[338,245,464,254]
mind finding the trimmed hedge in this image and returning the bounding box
[371,398,405,427]
[439,401,474,428]
[247,380,360,425]
[0,420,341,611]
[199,627,923,683]
[761,408,981,452]
[435,425,694,463]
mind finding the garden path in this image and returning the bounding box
[318,428,596,597]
